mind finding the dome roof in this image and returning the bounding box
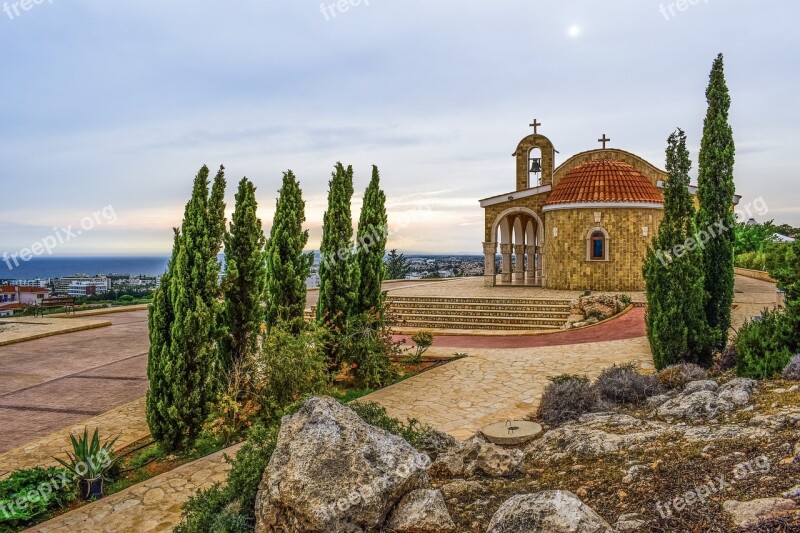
[545,159,663,206]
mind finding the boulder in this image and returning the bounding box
[718,378,757,407]
[722,498,798,528]
[385,489,455,532]
[416,429,460,461]
[614,512,647,531]
[254,397,430,533]
[656,390,735,421]
[474,441,524,478]
[486,491,612,533]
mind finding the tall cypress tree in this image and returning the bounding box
[220,178,267,375]
[644,129,713,369]
[146,229,179,445]
[696,53,736,349]
[354,165,388,316]
[265,171,313,331]
[316,163,356,365]
[146,165,226,452]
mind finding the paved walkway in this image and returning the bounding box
[0,310,149,452]
[0,397,148,480]
[365,336,654,440]
[30,444,241,533]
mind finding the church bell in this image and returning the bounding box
[529,158,542,174]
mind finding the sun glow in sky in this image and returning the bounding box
[567,24,582,38]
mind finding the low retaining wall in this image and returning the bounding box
[734,267,776,283]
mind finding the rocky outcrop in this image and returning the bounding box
[254,397,430,533]
[486,491,612,532]
[524,413,668,463]
[722,498,798,528]
[655,379,755,421]
[563,295,627,329]
[385,489,455,532]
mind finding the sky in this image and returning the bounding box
[1,0,799,257]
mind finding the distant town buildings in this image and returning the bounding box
[53,276,111,295]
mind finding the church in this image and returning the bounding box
[480,121,678,292]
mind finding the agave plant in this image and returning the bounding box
[53,427,119,500]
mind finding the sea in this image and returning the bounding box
[0,256,171,280]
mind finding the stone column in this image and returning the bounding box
[513,245,525,282]
[500,244,512,283]
[525,245,536,280]
[482,242,497,287]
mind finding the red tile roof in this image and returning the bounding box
[546,159,663,205]
[0,286,49,293]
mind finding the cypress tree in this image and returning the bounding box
[220,178,267,375]
[696,53,736,349]
[265,171,313,331]
[353,165,388,316]
[146,229,179,445]
[644,129,713,369]
[316,162,357,365]
[146,165,226,452]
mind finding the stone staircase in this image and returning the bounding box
[386,295,572,331]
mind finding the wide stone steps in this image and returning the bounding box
[386,295,571,331]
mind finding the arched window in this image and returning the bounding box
[528,148,542,187]
[586,228,609,261]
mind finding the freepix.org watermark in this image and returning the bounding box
[659,0,710,21]
[655,455,770,518]
[2,205,117,272]
[655,196,768,267]
[3,0,54,21]
[320,0,371,21]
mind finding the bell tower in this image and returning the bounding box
[512,119,556,191]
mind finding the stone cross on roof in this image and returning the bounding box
[529,119,542,135]
[598,134,611,149]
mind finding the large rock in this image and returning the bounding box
[656,390,735,421]
[254,397,430,533]
[718,378,757,407]
[475,440,524,478]
[486,491,612,533]
[385,489,455,532]
[722,498,798,528]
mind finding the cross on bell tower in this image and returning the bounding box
[598,134,611,149]
[529,119,542,135]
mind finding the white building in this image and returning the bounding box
[9,279,49,288]
[67,281,109,297]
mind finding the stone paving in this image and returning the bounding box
[31,443,241,533]
[0,397,149,480]
[0,316,112,347]
[0,310,149,452]
[364,336,655,440]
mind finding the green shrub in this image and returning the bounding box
[341,312,398,389]
[406,330,434,365]
[176,422,279,533]
[594,363,661,404]
[735,308,794,379]
[0,467,74,529]
[349,401,432,449]
[258,324,330,415]
[617,294,632,306]
[537,375,600,426]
